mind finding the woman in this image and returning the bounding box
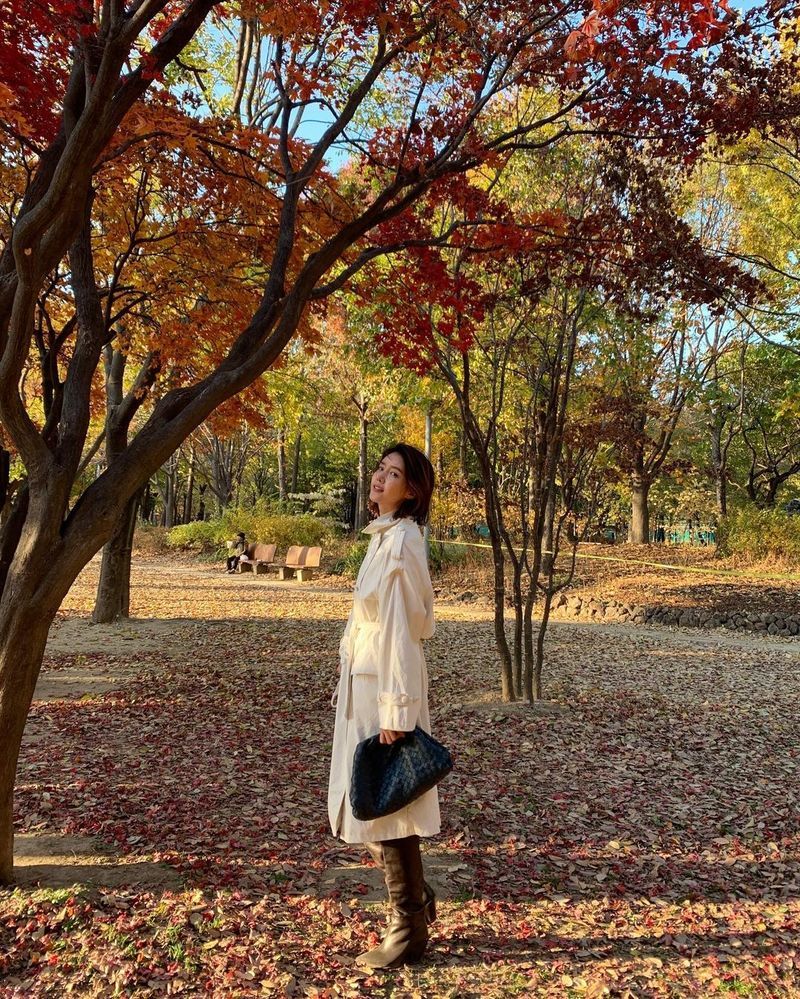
[328,443,439,969]
[226,531,247,573]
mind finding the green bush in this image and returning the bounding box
[166,520,221,552]
[167,512,336,555]
[717,507,800,564]
[331,540,369,577]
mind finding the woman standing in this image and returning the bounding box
[328,443,439,969]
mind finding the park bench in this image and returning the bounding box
[237,543,277,574]
[276,545,322,582]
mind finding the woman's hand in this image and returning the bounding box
[379,729,407,745]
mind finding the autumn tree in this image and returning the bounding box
[0,0,789,882]
[738,344,800,506]
[582,147,763,543]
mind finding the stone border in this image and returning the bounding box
[551,592,800,637]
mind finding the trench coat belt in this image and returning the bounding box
[348,619,381,660]
[336,620,381,716]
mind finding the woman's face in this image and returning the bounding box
[370,452,412,516]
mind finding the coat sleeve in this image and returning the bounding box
[375,530,430,731]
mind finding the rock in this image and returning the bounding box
[768,623,779,635]
[789,621,798,636]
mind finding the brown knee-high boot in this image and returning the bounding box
[365,841,437,924]
[357,836,428,968]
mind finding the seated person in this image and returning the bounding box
[226,532,247,573]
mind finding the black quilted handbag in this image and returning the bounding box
[350,726,453,821]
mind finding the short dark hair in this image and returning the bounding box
[368,443,435,526]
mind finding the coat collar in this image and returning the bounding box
[362,511,405,536]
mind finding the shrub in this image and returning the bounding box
[167,512,337,555]
[717,507,800,565]
[331,540,369,577]
[166,520,221,552]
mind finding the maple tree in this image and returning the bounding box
[356,120,768,696]
[0,0,793,884]
[591,303,741,544]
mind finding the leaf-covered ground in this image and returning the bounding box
[2,559,800,997]
[437,542,800,620]
[563,544,800,621]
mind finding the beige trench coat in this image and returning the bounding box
[328,512,440,843]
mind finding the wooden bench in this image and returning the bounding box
[237,543,277,575]
[277,545,322,582]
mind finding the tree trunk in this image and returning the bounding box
[459,431,468,480]
[277,428,287,502]
[532,592,552,702]
[210,438,233,515]
[541,490,555,577]
[476,445,515,702]
[92,489,141,623]
[183,445,196,523]
[164,456,178,528]
[142,481,155,523]
[764,477,780,508]
[715,473,727,517]
[290,432,302,493]
[423,408,433,555]
[0,450,9,515]
[523,584,536,702]
[511,559,523,698]
[710,413,728,517]
[355,409,369,531]
[491,542,515,702]
[629,474,651,544]
[0,526,70,884]
[0,488,28,598]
